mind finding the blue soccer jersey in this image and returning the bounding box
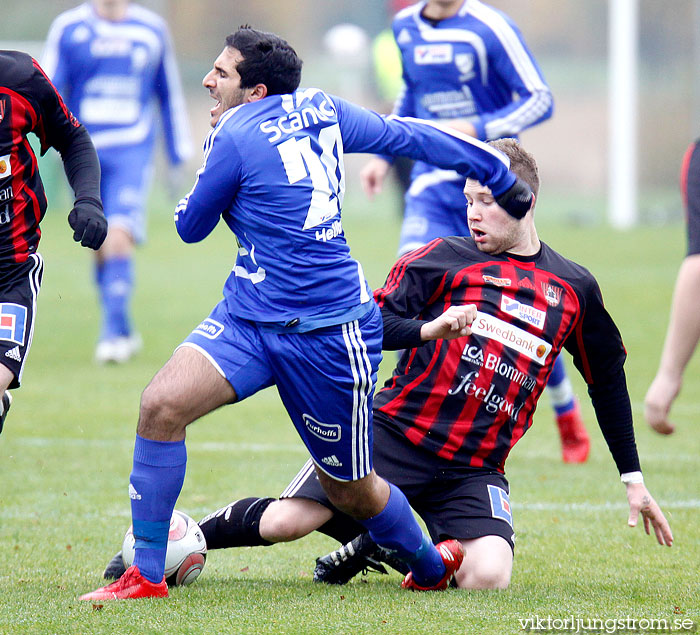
[390,1,553,252]
[42,2,191,163]
[174,88,518,327]
[392,0,553,141]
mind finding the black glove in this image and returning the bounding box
[68,197,108,250]
[495,178,534,219]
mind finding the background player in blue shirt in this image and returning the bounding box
[361,0,590,464]
[80,26,534,600]
[43,0,193,364]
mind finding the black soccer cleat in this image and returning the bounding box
[0,391,12,438]
[103,550,127,580]
[313,533,409,585]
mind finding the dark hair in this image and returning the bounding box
[488,138,540,198]
[225,26,303,96]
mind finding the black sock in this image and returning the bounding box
[316,513,367,545]
[198,497,276,549]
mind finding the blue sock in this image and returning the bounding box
[547,355,575,416]
[130,435,187,583]
[359,483,445,587]
[98,257,133,339]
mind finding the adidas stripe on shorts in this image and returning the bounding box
[0,253,44,388]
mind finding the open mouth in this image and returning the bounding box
[210,95,221,117]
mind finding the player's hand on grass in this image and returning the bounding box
[360,157,391,199]
[643,372,679,435]
[68,198,108,250]
[421,304,477,341]
[625,483,673,547]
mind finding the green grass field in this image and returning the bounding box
[0,182,698,635]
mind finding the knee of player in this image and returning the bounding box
[138,383,187,432]
[454,556,512,590]
[259,500,312,542]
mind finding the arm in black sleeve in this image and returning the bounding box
[59,125,107,249]
[588,367,641,475]
[561,267,641,474]
[58,124,102,207]
[380,306,428,350]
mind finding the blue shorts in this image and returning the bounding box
[180,300,383,481]
[98,145,154,244]
[399,174,470,255]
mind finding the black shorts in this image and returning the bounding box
[280,412,516,550]
[0,254,43,388]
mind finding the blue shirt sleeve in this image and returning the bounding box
[174,123,242,243]
[333,96,515,197]
[472,21,553,141]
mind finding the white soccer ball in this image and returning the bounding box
[122,510,207,586]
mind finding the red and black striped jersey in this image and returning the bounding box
[373,236,628,473]
[0,50,82,263]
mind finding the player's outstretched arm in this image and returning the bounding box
[644,254,700,434]
[420,305,477,342]
[625,482,673,547]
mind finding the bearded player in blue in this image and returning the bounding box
[80,26,533,600]
[43,0,192,364]
[362,0,590,464]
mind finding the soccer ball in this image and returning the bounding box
[121,510,207,586]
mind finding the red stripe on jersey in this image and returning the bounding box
[467,346,533,465]
[438,369,482,462]
[377,344,421,397]
[380,338,446,421]
[374,239,442,307]
[680,141,695,220]
[7,92,40,262]
[409,338,464,447]
[1,87,38,130]
[531,269,580,352]
[422,265,484,456]
[425,271,448,307]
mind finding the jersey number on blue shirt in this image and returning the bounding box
[277,124,344,230]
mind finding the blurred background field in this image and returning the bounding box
[4,0,700,220]
[0,1,699,633]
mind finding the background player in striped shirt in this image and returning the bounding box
[0,51,106,438]
[43,0,192,364]
[362,0,590,464]
[644,139,700,435]
[82,26,535,600]
[154,139,671,590]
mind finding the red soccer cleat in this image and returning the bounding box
[79,565,168,601]
[401,539,464,591]
[556,400,590,464]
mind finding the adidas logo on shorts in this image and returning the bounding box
[321,455,342,467]
[5,346,21,362]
